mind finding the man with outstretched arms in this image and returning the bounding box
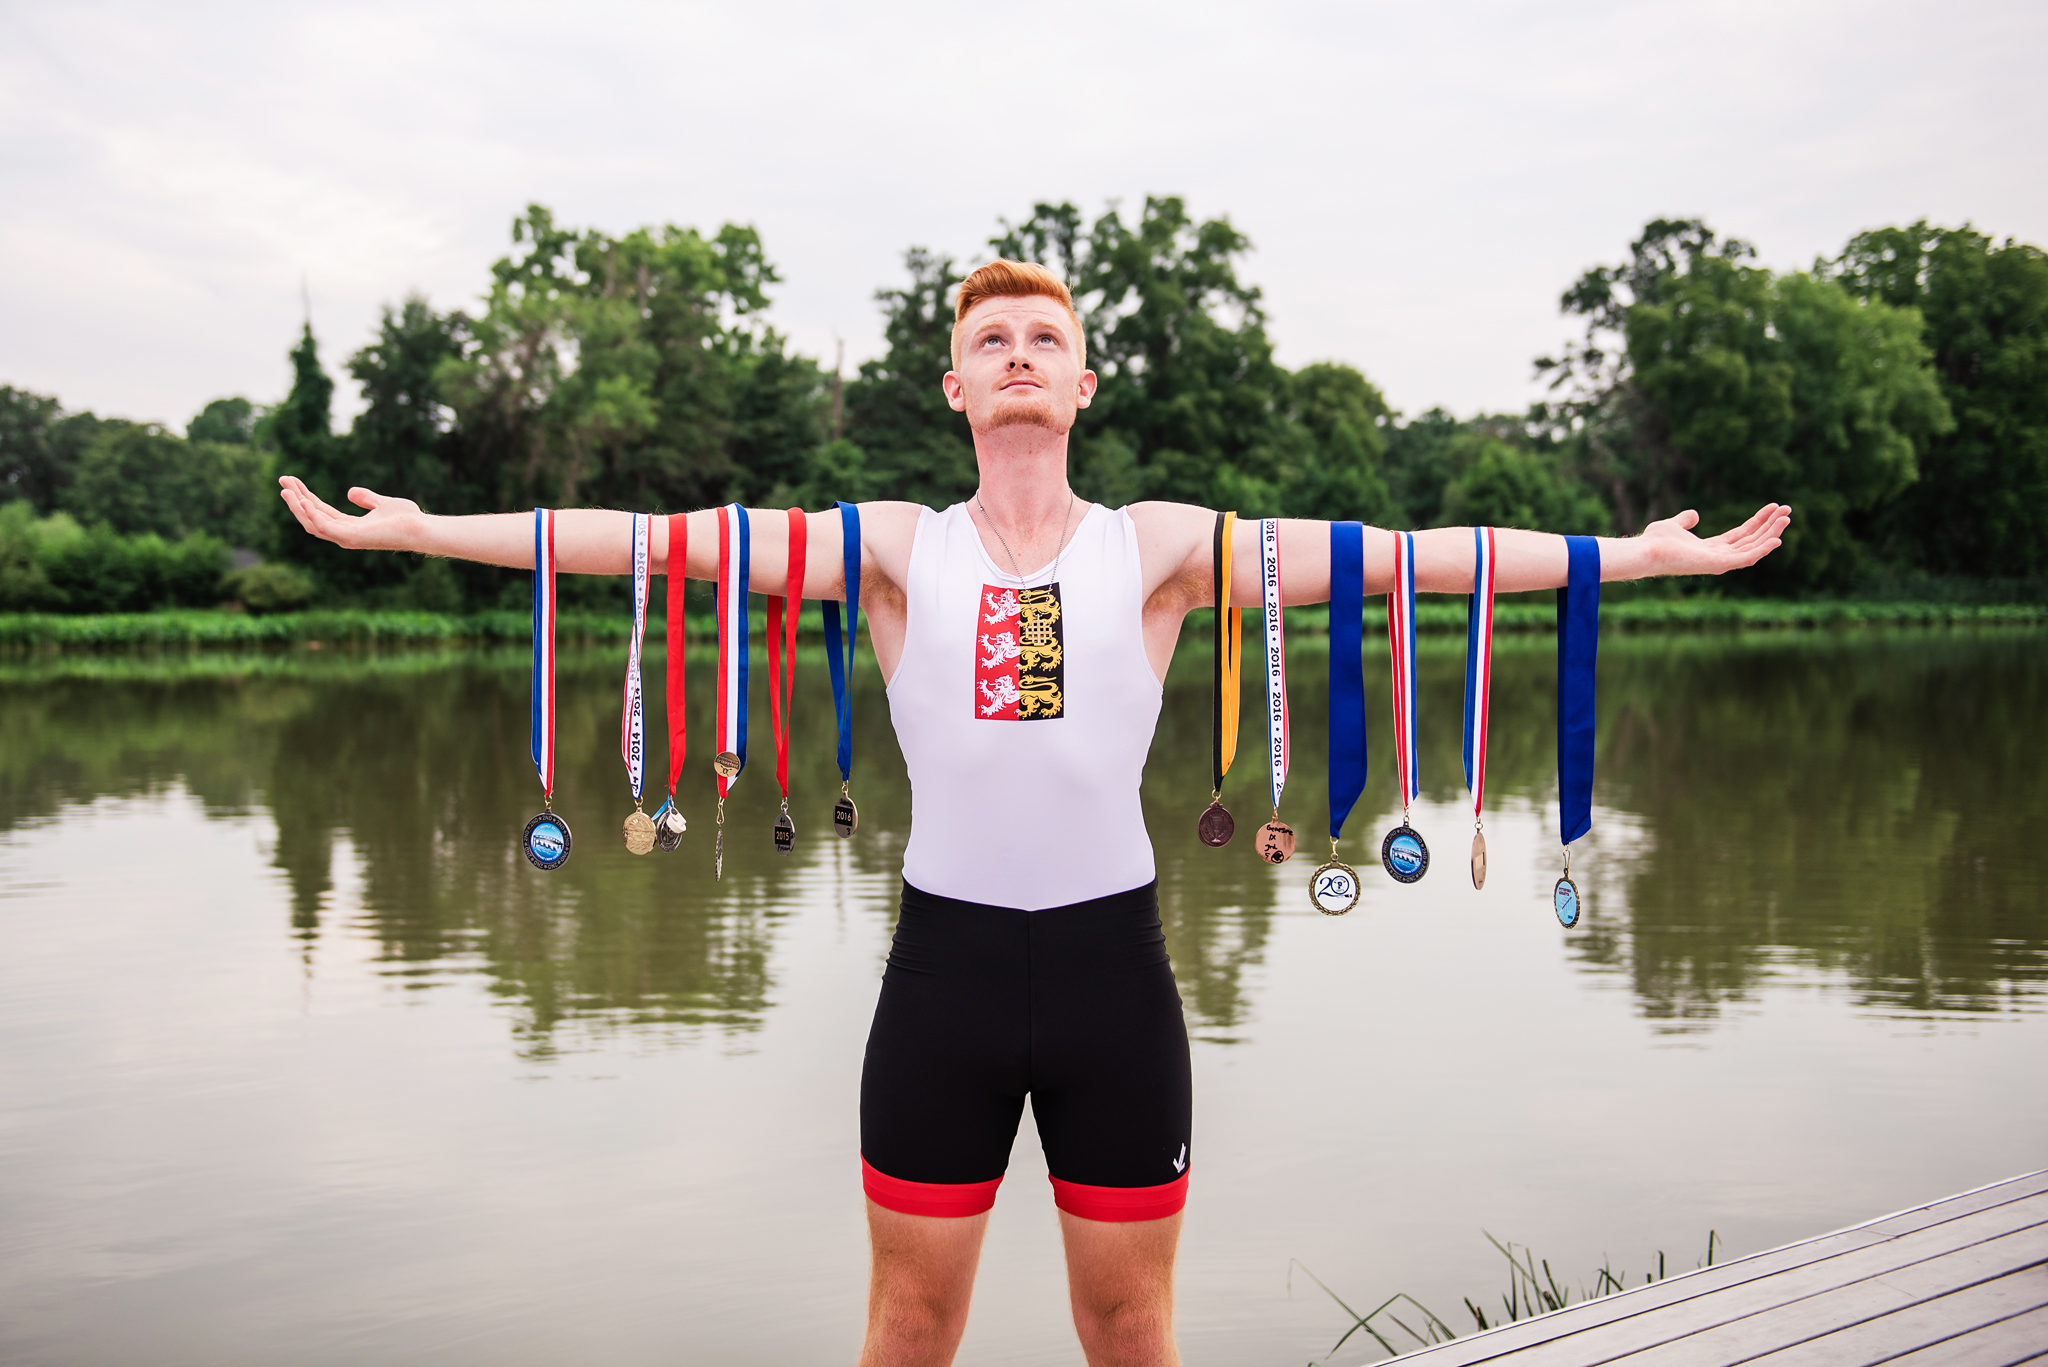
[281,260,1789,1367]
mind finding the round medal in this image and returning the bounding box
[1553,875,1581,928]
[1197,801,1235,848]
[1380,824,1429,884]
[523,811,572,871]
[833,795,859,839]
[1309,860,1360,915]
[773,810,795,856]
[712,751,743,779]
[622,808,656,856]
[1256,819,1296,865]
[1470,829,1488,890]
[654,802,687,852]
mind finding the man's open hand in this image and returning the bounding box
[1641,504,1792,576]
[278,476,423,553]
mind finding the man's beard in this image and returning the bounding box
[985,394,1070,433]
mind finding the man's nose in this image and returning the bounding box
[1008,357,1033,369]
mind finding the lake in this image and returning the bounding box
[1,623,2044,1365]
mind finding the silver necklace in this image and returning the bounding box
[976,489,1076,588]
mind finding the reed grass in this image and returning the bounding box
[1294,1230,1720,1362]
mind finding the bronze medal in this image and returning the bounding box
[622,808,657,855]
[654,804,687,852]
[833,794,859,838]
[712,751,742,779]
[1256,819,1296,865]
[773,807,795,856]
[1197,801,1235,848]
[1470,829,1488,890]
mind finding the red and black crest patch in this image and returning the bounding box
[973,583,1065,721]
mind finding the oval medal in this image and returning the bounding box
[1309,860,1360,915]
[622,808,656,856]
[523,811,573,871]
[1553,875,1581,928]
[833,795,859,839]
[1470,829,1488,890]
[773,810,795,856]
[654,802,687,852]
[1197,801,1235,848]
[1256,819,1296,865]
[1381,824,1429,884]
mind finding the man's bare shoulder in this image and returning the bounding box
[851,500,927,539]
[1126,500,1215,535]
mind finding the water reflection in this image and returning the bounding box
[2,625,2043,1050]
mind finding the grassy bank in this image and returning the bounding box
[0,599,2042,651]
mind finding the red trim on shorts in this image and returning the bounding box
[862,1156,1003,1218]
[1049,1171,1189,1222]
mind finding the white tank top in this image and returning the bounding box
[886,502,1163,910]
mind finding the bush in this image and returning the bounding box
[0,503,231,612]
[221,561,316,614]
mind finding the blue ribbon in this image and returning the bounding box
[1328,522,1366,840]
[1557,535,1601,845]
[821,501,860,784]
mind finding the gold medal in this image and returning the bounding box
[622,807,656,856]
[713,751,742,779]
[1256,817,1296,865]
[1471,828,1488,890]
[1309,841,1360,915]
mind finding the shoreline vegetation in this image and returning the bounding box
[0,600,2042,651]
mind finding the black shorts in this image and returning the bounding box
[859,880,1193,1222]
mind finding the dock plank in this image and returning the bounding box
[1699,1261,2048,1365]
[1883,1303,2048,1365]
[1394,1171,2048,1366]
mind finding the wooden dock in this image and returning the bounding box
[1395,1170,2048,1365]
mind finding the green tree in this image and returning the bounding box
[1828,223,2048,578]
[187,397,260,446]
[1,387,106,514]
[832,248,976,508]
[1442,438,1610,534]
[65,423,271,547]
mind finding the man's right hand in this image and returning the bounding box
[278,476,425,553]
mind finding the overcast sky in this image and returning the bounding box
[3,0,2042,435]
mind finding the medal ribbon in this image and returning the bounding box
[1260,517,1288,813]
[715,503,751,798]
[664,513,687,800]
[766,509,806,802]
[1328,521,1366,841]
[1557,535,1601,846]
[822,501,860,786]
[620,512,650,806]
[1463,526,1497,823]
[1211,512,1242,799]
[1387,531,1420,815]
[529,507,557,800]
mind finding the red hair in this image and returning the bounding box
[950,259,1086,368]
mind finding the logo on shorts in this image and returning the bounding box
[1172,1143,1187,1174]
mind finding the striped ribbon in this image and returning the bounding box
[715,504,751,798]
[529,507,557,799]
[822,502,860,786]
[663,513,687,800]
[1260,517,1288,813]
[767,508,806,800]
[1212,512,1242,799]
[619,513,649,805]
[1387,530,1420,815]
[1462,526,1497,823]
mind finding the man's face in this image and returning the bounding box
[942,294,1096,435]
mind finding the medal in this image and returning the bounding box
[823,500,863,839]
[1555,534,1601,928]
[618,512,654,854]
[1313,520,1367,912]
[766,507,806,857]
[524,507,569,870]
[1381,530,1429,882]
[653,510,691,853]
[1256,516,1294,864]
[712,504,750,881]
[1201,510,1244,846]
[1463,526,1498,889]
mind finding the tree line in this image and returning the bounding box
[3,201,2043,614]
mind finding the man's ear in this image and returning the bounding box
[941,371,967,413]
[1076,368,1098,409]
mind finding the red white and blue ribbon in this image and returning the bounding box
[619,512,649,805]
[1387,531,1420,816]
[530,507,558,799]
[715,503,751,798]
[1260,517,1289,813]
[1462,526,1497,824]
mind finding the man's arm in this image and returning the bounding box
[276,477,924,603]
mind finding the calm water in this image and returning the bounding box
[1,626,2044,1365]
